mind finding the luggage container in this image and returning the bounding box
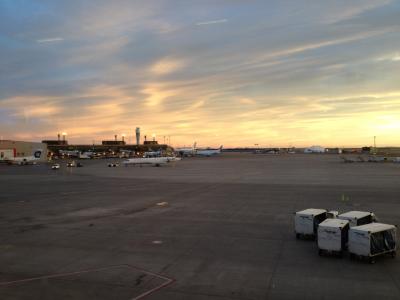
[327,210,339,219]
[349,223,396,263]
[295,208,328,239]
[337,211,376,227]
[317,219,350,257]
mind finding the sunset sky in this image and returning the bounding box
[1,0,400,147]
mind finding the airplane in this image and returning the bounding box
[123,156,181,167]
[196,145,223,157]
[59,150,80,158]
[144,149,162,158]
[79,151,93,159]
[4,149,44,165]
[175,143,197,157]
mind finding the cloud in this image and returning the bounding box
[239,98,256,105]
[1,1,400,146]
[377,53,400,62]
[196,19,228,26]
[321,0,393,24]
[149,58,185,75]
[36,37,64,43]
[141,84,178,107]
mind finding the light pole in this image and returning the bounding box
[62,132,67,143]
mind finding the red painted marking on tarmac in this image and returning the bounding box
[0,264,175,300]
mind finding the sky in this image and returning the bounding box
[0,0,400,147]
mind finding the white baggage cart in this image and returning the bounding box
[295,208,328,239]
[317,219,350,257]
[349,223,396,263]
[338,211,376,227]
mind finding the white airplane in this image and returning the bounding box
[5,149,44,165]
[196,145,223,157]
[175,143,197,156]
[79,151,93,159]
[144,149,162,158]
[59,150,80,157]
[123,156,181,167]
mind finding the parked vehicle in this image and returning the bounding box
[338,211,377,227]
[318,219,350,257]
[295,209,328,239]
[349,223,396,263]
[67,161,76,167]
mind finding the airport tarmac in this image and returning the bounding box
[0,153,399,299]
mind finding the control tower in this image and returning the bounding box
[135,127,140,145]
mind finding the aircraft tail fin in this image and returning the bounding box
[33,149,42,159]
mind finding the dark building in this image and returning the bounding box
[361,146,372,154]
[42,140,68,146]
[102,140,126,146]
[42,133,68,145]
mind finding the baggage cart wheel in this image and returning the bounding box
[369,257,376,264]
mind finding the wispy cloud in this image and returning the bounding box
[36,37,64,43]
[239,98,256,105]
[377,53,400,62]
[150,58,185,75]
[196,19,227,26]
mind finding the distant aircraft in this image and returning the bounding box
[4,149,43,165]
[79,151,93,159]
[123,156,181,167]
[196,145,223,157]
[304,146,325,153]
[144,149,162,158]
[175,142,197,157]
[59,150,80,157]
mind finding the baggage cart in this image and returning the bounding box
[295,208,328,239]
[338,211,376,227]
[349,223,396,263]
[317,218,350,257]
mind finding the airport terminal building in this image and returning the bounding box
[0,140,48,162]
